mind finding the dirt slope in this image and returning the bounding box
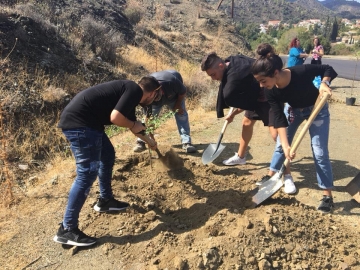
[0,79,360,270]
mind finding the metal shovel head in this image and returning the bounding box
[345,171,360,203]
[252,172,283,206]
[202,143,226,165]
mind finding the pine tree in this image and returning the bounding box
[330,17,339,42]
[323,16,331,40]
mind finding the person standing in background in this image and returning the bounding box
[287,37,309,67]
[311,37,324,65]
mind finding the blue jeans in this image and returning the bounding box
[269,103,333,189]
[62,128,115,230]
[151,99,191,144]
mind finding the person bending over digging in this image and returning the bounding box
[133,70,196,154]
[251,43,337,213]
[54,77,161,246]
[200,52,277,169]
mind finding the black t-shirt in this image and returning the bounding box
[58,80,143,131]
[216,55,261,118]
[266,64,338,128]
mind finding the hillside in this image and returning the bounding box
[207,0,335,24]
[322,0,360,19]
[0,0,252,184]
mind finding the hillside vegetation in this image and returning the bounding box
[207,0,335,24]
[322,0,360,19]
[0,0,252,187]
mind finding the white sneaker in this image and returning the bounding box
[222,153,246,166]
[133,141,146,152]
[283,174,297,194]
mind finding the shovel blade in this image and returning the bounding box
[345,172,360,203]
[252,172,283,206]
[202,143,226,165]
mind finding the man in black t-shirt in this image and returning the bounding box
[133,70,196,153]
[53,77,160,247]
[201,52,277,167]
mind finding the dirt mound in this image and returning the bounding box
[1,98,360,269]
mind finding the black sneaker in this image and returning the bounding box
[256,175,271,186]
[182,143,196,153]
[93,197,130,212]
[317,196,334,213]
[53,223,96,246]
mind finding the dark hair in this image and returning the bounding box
[289,37,298,48]
[201,52,224,71]
[251,43,284,77]
[313,36,321,46]
[138,76,160,93]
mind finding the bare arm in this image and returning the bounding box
[110,110,145,134]
[278,127,295,161]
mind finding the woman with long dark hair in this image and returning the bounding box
[311,37,324,65]
[251,43,338,213]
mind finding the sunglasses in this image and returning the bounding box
[153,85,162,101]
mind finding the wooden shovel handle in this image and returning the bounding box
[220,107,236,134]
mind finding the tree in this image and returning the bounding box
[276,27,308,54]
[239,23,260,42]
[323,16,331,40]
[313,23,321,36]
[250,34,276,50]
[330,17,339,42]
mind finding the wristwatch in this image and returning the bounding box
[321,80,330,87]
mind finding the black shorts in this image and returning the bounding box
[244,102,274,127]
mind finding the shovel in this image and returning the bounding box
[202,107,235,165]
[252,92,330,206]
[345,172,360,203]
[136,130,163,158]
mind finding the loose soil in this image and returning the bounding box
[1,78,359,270]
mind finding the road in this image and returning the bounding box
[280,56,360,81]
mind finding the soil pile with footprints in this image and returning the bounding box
[1,79,360,269]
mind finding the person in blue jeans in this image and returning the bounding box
[133,70,196,153]
[54,77,161,246]
[251,43,337,213]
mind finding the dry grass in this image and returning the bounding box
[116,45,217,111]
[0,103,14,207]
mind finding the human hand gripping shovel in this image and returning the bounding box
[136,130,184,169]
[202,107,235,165]
[252,92,331,207]
[136,130,163,159]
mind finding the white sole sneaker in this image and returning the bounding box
[283,178,297,194]
[222,153,246,166]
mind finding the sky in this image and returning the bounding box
[318,0,360,2]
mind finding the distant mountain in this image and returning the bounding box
[208,0,335,24]
[320,0,360,19]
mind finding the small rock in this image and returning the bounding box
[343,255,357,266]
[19,164,29,170]
[69,246,79,256]
[258,259,271,270]
[272,226,280,235]
[272,261,280,268]
[144,211,157,222]
[173,256,186,270]
[339,262,350,270]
